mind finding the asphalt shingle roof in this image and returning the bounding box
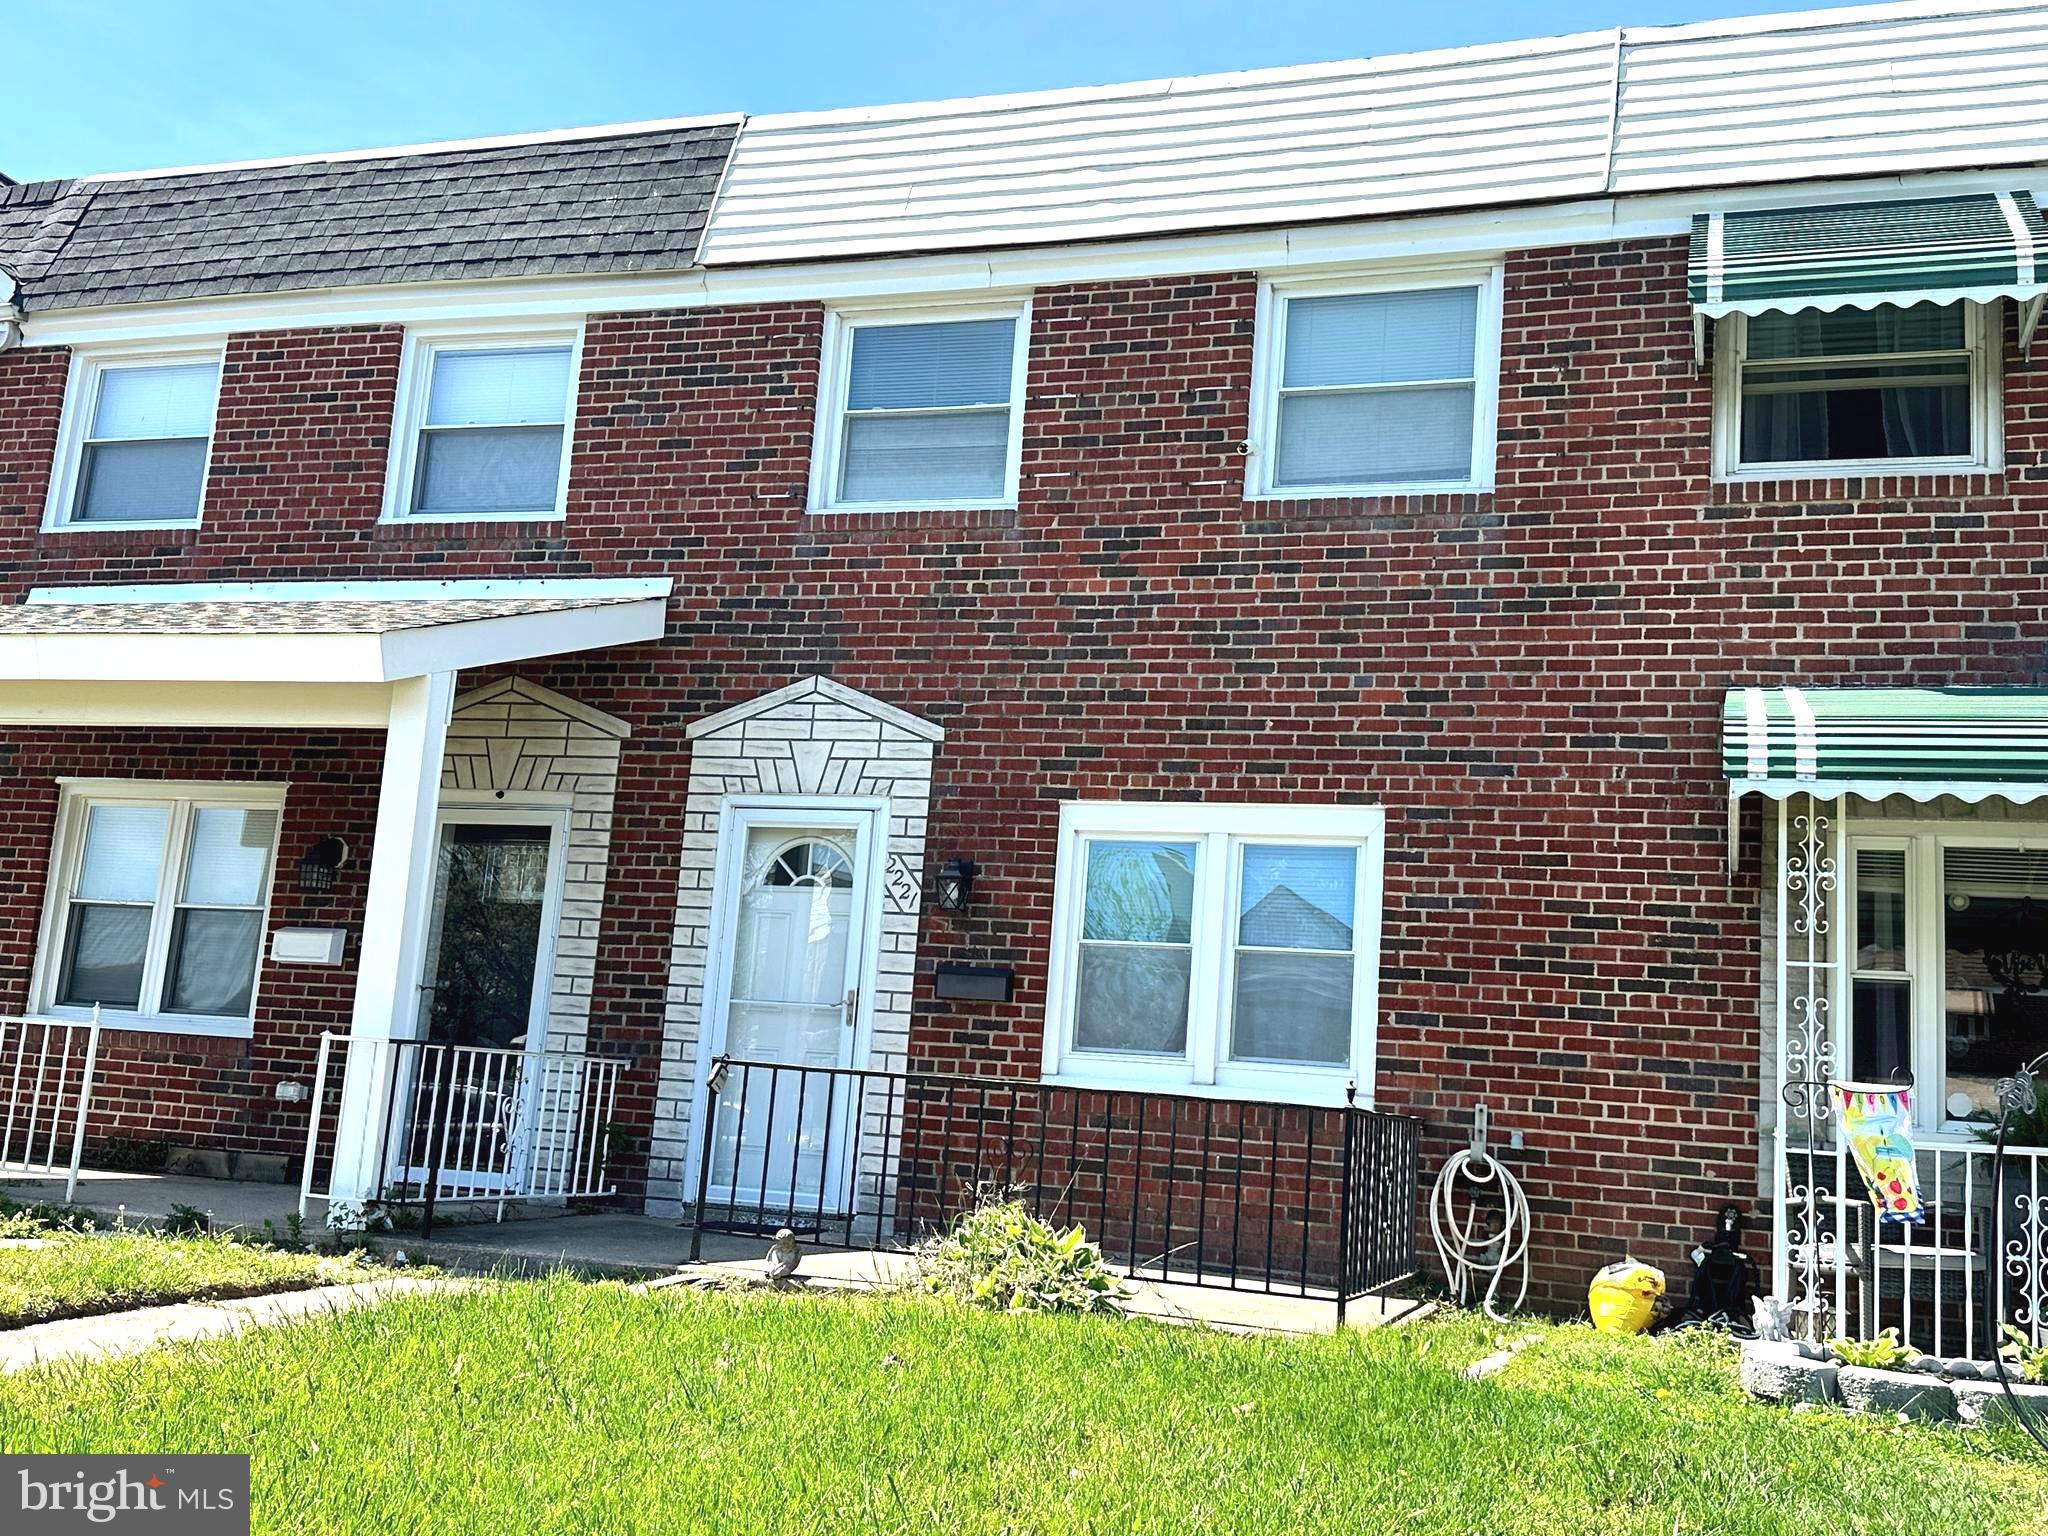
[0,119,739,314]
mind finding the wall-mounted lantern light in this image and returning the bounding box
[298,836,350,894]
[933,858,977,913]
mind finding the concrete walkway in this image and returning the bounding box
[357,1212,1431,1336]
[7,1169,1430,1338]
[0,1167,304,1231]
[0,1277,452,1374]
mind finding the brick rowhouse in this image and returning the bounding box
[4,236,2045,1305]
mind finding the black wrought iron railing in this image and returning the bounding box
[687,1056,1422,1320]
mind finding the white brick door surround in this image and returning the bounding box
[647,676,942,1215]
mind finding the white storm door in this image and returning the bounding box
[703,803,879,1212]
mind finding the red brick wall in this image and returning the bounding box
[4,236,2047,1303]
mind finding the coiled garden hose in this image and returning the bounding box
[1429,1109,1530,1323]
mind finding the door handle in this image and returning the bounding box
[842,988,859,1030]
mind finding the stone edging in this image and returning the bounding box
[1740,1339,2048,1425]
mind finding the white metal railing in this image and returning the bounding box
[0,1007,103,1204]
[1806,1135,2048,1362]
[300,1032,625,1223]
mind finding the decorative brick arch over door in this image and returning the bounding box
[647,676,942,1215]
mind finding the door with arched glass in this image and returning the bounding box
[701,803,879,1212]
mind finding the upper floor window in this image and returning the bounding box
[34,783,284,1037]
[810,303,1029,512]
[1713,300,2000,478]
[383,327,580,522]
[1041,801,1384,1106]
[1249,268,1501,498]
[46,350,221,529]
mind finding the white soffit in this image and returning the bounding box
[699,0,2048,265]
[0,578,673,685]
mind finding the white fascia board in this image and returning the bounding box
[25,577,672,605]
[0,679,392,728]
[374,595,669,679]
[0,632,392,684]
[19,163,2046,351]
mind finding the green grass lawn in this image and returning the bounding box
[3,1281,2045,1534]
[0,1226,363,1327]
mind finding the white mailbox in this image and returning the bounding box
[270,927,347,966]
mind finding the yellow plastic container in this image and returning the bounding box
[1588,1260,1666,1335]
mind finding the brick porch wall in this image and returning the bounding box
[0,730,383,1162]
[2,235,2045,1303]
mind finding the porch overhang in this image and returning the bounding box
[1720,685,2048,861]
[0,578,672,694]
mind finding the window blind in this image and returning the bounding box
[835,318,1017,504]
[92,363,219,440]
[847,320,1014,411]
[426,347,572,427]
[1274,288,1479,488]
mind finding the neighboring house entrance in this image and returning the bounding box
[698,800,884,1213]
[401,805,569,1194]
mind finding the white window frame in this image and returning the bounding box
[807,297,1032,515]
[1042,801,1384,1107]
[29,780,287,1039]
[1711,301,2004,482]
[379,319,585,524]
[1843,816,2048,1135]
[43,341,226,532]
[1246,262,1503,501]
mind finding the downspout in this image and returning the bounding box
[0,267,21,350]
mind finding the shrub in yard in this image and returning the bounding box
[911,1196,1127,1315]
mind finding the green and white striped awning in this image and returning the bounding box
[1723,687,2048,805]
[1689,193,2046,319]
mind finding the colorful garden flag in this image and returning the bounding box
[1831,1082,1925,1225]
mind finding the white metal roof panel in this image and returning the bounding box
[699,0,2048,265]
[1610,2,2048,191]
[699,30,1621,263]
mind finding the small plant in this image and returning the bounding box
[1974,1101,2048,1148]
[163,1203,212,1237]
[0,1195,95,1237]
[1829,1328,1915,1369]
[1998,1324,2048,1383]
[910,1193,1127,1315]
[256,1212,309,1253]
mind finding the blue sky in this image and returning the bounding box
[11,0,1850,182]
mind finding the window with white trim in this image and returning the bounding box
[46,351,222,528]
[810,303,1029,512]
[383,328,580,521]
[1714,301,2001,478]
[1043,802,1383,1104]
[1249,269,1500,497]
[1847,826,2048,1130]
[36,785,283,1034]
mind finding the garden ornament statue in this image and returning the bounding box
[765,1227,801,1285]
[1429,1103,1531,1322]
